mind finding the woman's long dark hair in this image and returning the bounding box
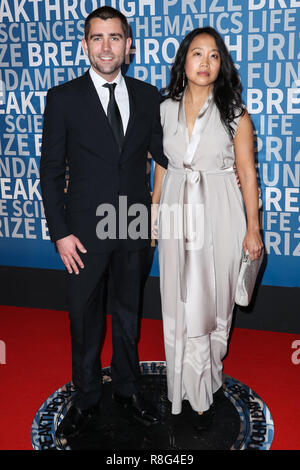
[162,27,244,138]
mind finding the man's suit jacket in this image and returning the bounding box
[40,71,168,252]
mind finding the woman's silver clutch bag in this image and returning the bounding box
[235,249,264,307]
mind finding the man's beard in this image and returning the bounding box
[92,55,124,77]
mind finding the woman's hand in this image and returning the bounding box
[151,203,159,240]
[233,163,241,188]
[152,163,167,241]
[242,229,264,261]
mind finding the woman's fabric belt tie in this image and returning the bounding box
[161,164,234,335]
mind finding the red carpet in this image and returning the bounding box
[0,305,299,450]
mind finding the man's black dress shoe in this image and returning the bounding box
[113,391,160,426]
[55,403,99,446]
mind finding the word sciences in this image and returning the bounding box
[0,15,242,43]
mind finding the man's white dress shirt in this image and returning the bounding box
[89,67,130,134]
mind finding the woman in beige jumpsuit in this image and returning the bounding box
[152,27,263,417]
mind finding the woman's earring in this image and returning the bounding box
[182,72,186,88]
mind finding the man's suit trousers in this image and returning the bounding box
[67,247,152,409]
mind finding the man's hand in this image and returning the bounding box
[56,235,87,274]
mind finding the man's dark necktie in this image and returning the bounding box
[103,82,124,152]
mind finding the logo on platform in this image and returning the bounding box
[31,365,274,451]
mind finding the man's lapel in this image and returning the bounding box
[78,73,140,164]
[79,72,120,162]
[122,76,137,147]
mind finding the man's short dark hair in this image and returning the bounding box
[84,6,130,40]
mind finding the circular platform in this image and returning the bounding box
[31,361,274,451]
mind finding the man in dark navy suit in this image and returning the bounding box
[40,6,167,443]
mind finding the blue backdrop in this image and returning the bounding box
[0,0,299,287]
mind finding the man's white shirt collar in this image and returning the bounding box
[89,67,124,89]
[88,67,130,132]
